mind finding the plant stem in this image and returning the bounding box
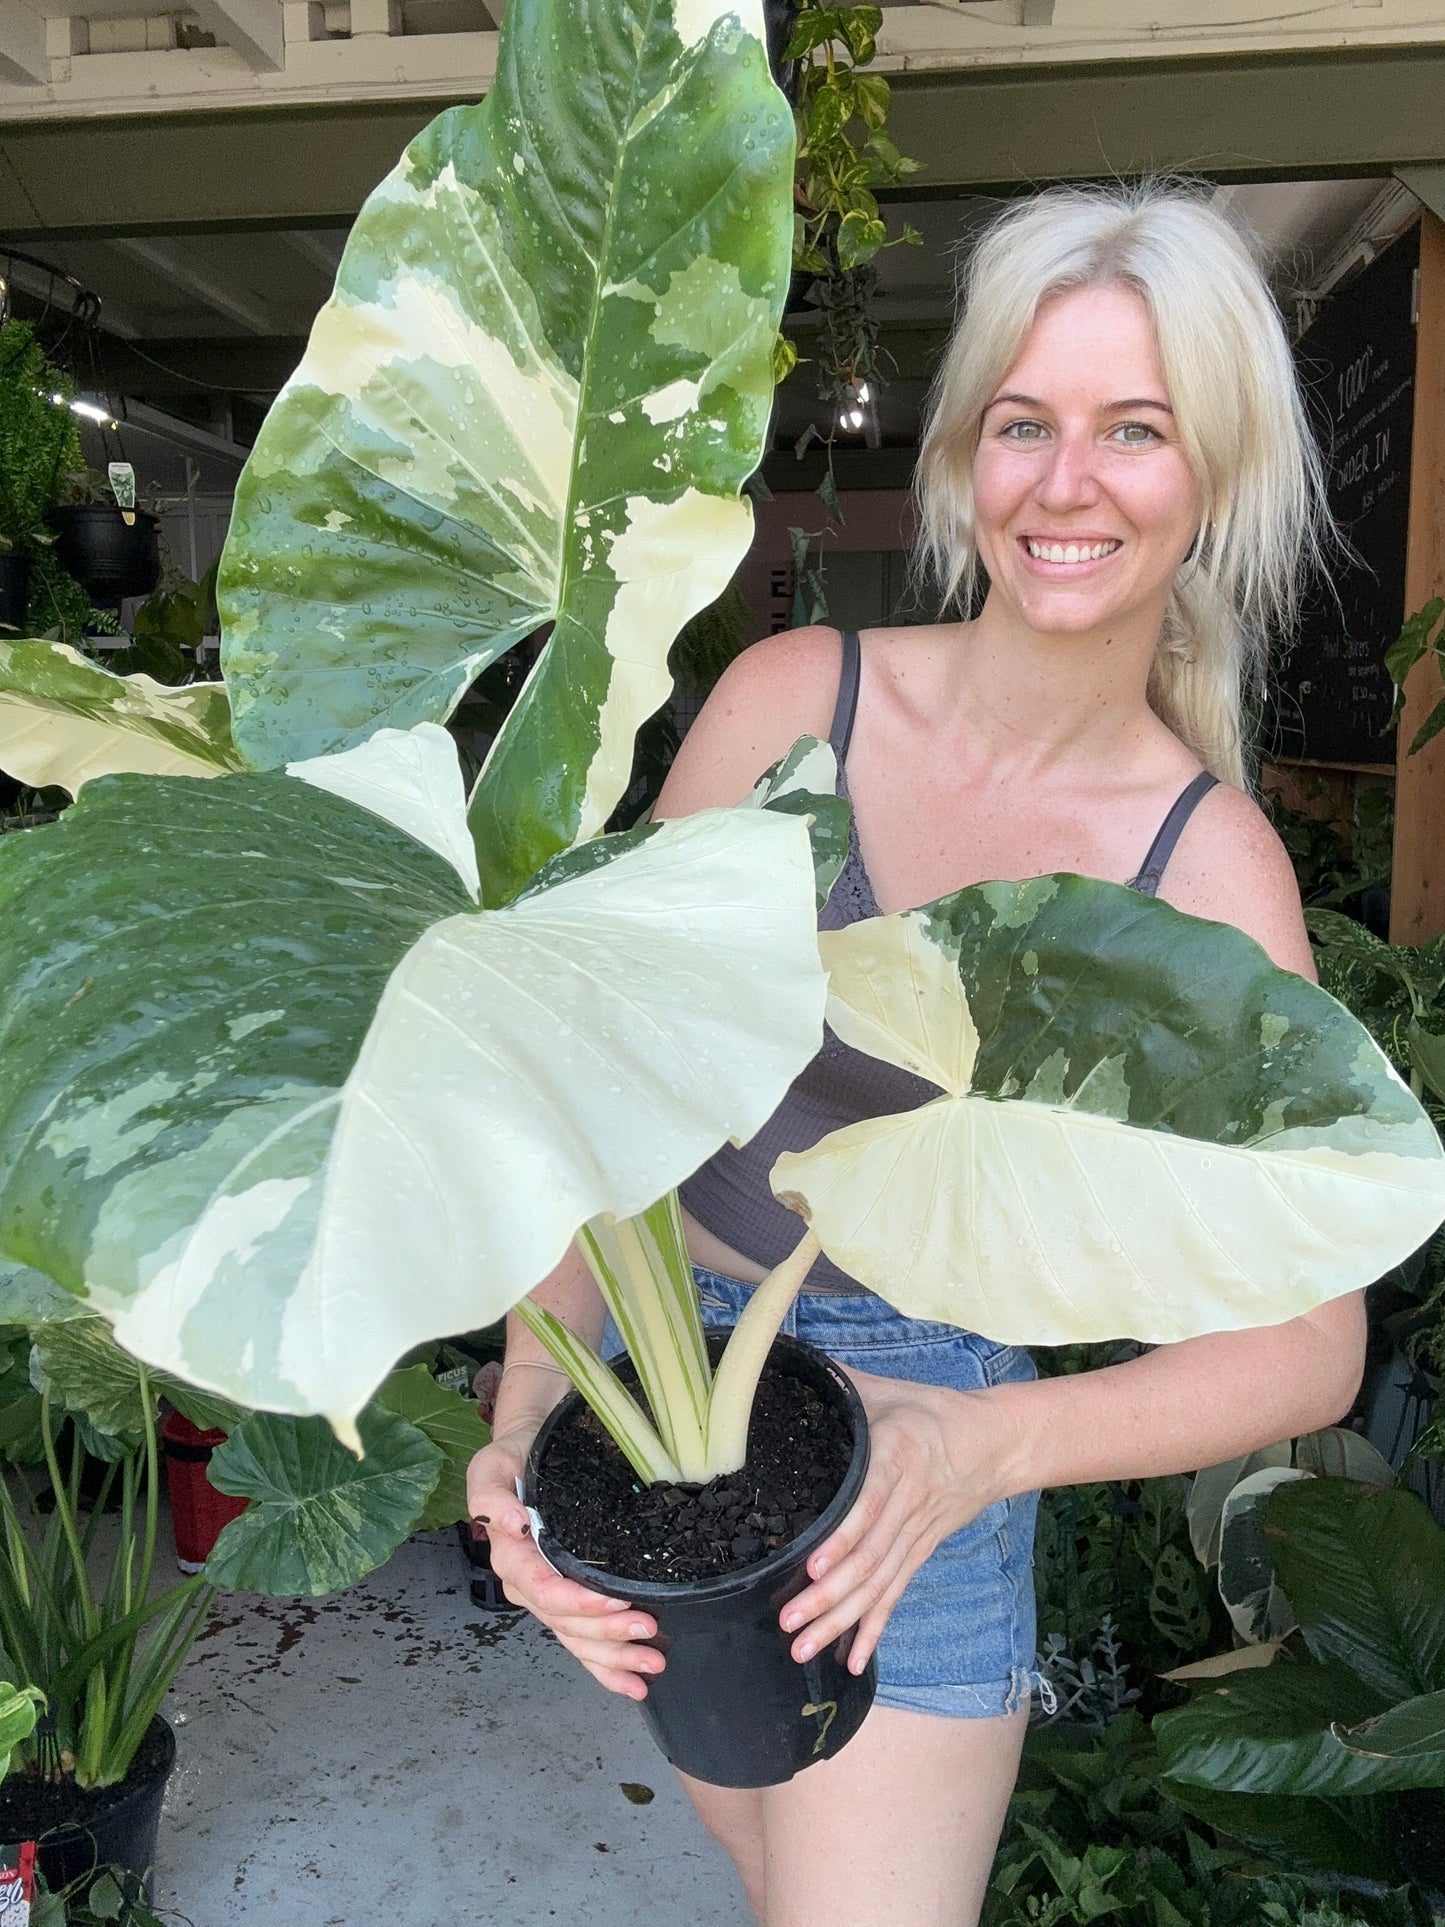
[39,1390,98,1645]
[704,1228,822,1475]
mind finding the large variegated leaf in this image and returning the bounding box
[0,726,825,1438]
[771,876,1445,1342]
[218,0,793,906]
[0,641,239,792]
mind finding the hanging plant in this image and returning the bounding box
[782,2,920,406]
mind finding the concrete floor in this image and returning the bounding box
[154,1530,753,1926]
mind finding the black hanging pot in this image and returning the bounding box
[0,552,28,631]
[524,1330,876,1788]
[47,505,160,605]
[0,1714,175,1900]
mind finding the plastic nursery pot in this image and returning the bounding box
[524,1329,876,1789]
[47,505,160,605]
[0,552,29,631]
[161,1409,249,1572]
[0,1714,175,1900]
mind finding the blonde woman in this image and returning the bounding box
[468,182,1365,1926]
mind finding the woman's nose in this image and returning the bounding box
[1033,432,1100,511]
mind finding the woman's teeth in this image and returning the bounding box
[1025,539,1120,563]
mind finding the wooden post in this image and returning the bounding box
[1390,209,1445,946]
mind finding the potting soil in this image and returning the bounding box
[535,1355,853,1583]
[0,1718,172,1836]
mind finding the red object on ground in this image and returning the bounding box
[161,1411,249,1573]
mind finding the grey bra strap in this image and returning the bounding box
[828,630,862,766]
[1130,770,1219,897]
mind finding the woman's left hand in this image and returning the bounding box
[778,1366,1011,1675]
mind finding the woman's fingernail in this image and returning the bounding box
[811,1556,830,1578]
[628,1622,651,1639]
[796,1639,816,1662]
[781,1611,802,1632]
[473,1513,491,1525]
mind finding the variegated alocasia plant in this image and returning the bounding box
[507,873,1445,1487]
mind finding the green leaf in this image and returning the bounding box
[853,72,890,129]
[1153,1659,1403,1796]
[1384,598,1444,691]
[0,727,825,1432]
[1409,696,1445,757]
[0,1260,85,1325]
[1292,1426,1395,1485]
[785,8,847,58]
[748,735,850,907]
[838,6,881,62]
[31,1316,154,1436]
[1186,1443,1293,1570]
[1337,1688,1445,1775]
[1406,1023,1445,1104]
[1159,1780,1401,1885]
[1262,1479,1445,1701]
[205,1404,442,1596]
[1147,1541,1212,1655]
[0,1680,44,1755]
[0,640,239,794]
[773,879,1445,1345]
[1217,1466,1308,1643]
[805,81,852,150]
[219,0,794,909]
[374,1363,490,1530]
[836,210,887,270]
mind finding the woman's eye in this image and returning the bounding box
[1002,420,1046,442]
[1112,421,1159,445]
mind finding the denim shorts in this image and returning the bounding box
[603,1265,1041,1721]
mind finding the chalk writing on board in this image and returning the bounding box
[1269,223,1418,765]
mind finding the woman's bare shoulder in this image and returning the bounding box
[652,625,844,817]
[1157,780,1315,979]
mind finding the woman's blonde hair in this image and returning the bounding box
[915,180,1329,789]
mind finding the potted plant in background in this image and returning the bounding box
[47,470,159,618]
[0,327,114,647]
[0,0,1442,1815]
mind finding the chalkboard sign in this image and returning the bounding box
[1269,222,1419,765]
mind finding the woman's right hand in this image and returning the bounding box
[466,1427,664,1702]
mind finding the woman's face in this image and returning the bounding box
[971,283,1203,641]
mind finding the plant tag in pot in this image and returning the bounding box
[515,1477,558,1575]
[0,1839,36,1921]
[107,462,136,527]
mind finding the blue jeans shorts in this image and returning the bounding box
[604,1264,1042,1721]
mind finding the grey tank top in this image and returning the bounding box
[678,630,1219,1293]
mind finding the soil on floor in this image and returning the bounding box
[0,1717,171,1835]
[534,1352,853,1585]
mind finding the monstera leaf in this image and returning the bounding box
[0,725,826,1440]
[218,0,793,906]
[0,641,239,793]
[771,877,1445,1341]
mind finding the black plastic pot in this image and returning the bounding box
[0,1716,175,1900]
[0,552,28,631]
[47,505,160,605]
[525,1330,876,1788]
